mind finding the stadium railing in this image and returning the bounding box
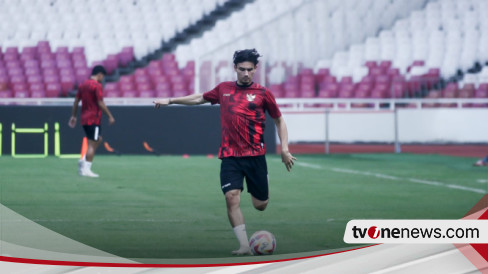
[1,98,488,109]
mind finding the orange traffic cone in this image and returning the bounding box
[80,137,88,159]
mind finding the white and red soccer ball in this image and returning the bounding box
[249,230,276,255]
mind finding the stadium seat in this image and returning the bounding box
[473,85,488,107]
[422,90,441,108]
[122,90,138,98]
[45,83,61,97]
[0,90,12,98]
[318,82,339,98]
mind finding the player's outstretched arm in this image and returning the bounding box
[273,116,297,172]
[153,93,207,108]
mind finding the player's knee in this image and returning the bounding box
[225,190,240,208]
[253,200,268,211]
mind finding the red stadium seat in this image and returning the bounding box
[338,83,356,98]
[351,84,371,108]
[139,90,155,98]
[103,54,118,75]
[137,82,153,92]
[0,90,13,98]
[318,83,339,98]
[459,84,475,107]
[75,68,90,85]
[391,82,407,98]
[364,61,377,70]
[379,60,392,70]
[43,67,59,78]
[27,75,43,86]
[29,82,45,93]
[478,83,488,91]
[24,60,40,69]
[269,84,284,98]
[41,60,57,70]
[442,83,459,98]
[60,78,75,96]
[122,90,138,98]
[0,75,9,91]
[105,90,121,98]
[30,89,46,98]
[300,84,315,98]
[322,75,337,84]
[472,87,488,107]
[422,90,441,108]
[369,67,385,77]
[45,83,61,97]
[283,83,299,98]
[339,76,353,85]
[118,47,134,67]
[370,87,388,98]
[407,76,423,96]
[14,90,30,98]
[386,68,400,77]
[12,82,29,92]
[44,75,60,84]
[25,68,41,78]
[120,82,136,92]
[172,82,188,97]
[441,83,459,108]
[315,68,330,84]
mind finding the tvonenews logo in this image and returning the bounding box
[344,220,488,244]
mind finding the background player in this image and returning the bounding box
[69,65,115,177]
[474,155,488,166]
[153,49,296,255]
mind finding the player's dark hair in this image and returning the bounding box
[91,65,107,76]
[233,49,262,66]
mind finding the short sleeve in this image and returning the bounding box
[263,89,281,119]
[203,84,220,105]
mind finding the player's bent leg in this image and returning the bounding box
[251,195,268,211]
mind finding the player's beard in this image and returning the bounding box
[241,76,251,84]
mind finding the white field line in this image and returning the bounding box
[294,162,486,194]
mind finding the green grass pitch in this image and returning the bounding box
[0,153,486,259]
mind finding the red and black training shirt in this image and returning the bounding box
[76,79,104,125]
[203,81,282,159]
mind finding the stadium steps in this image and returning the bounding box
[107,0,254,83]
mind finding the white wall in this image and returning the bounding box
[280,109,488,143]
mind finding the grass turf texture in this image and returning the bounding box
[0,154,486,259]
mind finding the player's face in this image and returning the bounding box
[97,73,105,83]
[235,62,256,85]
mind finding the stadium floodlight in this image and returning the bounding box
[54,122,80,159]
[11,123,48,158]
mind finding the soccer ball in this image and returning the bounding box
[249,230,276,255]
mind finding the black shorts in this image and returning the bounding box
[220,155,269,201]
[82,125,101,141]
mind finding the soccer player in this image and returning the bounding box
[153,49,296,255]
[69,65,115,177]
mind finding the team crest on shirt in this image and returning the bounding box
[246,93,256,102]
